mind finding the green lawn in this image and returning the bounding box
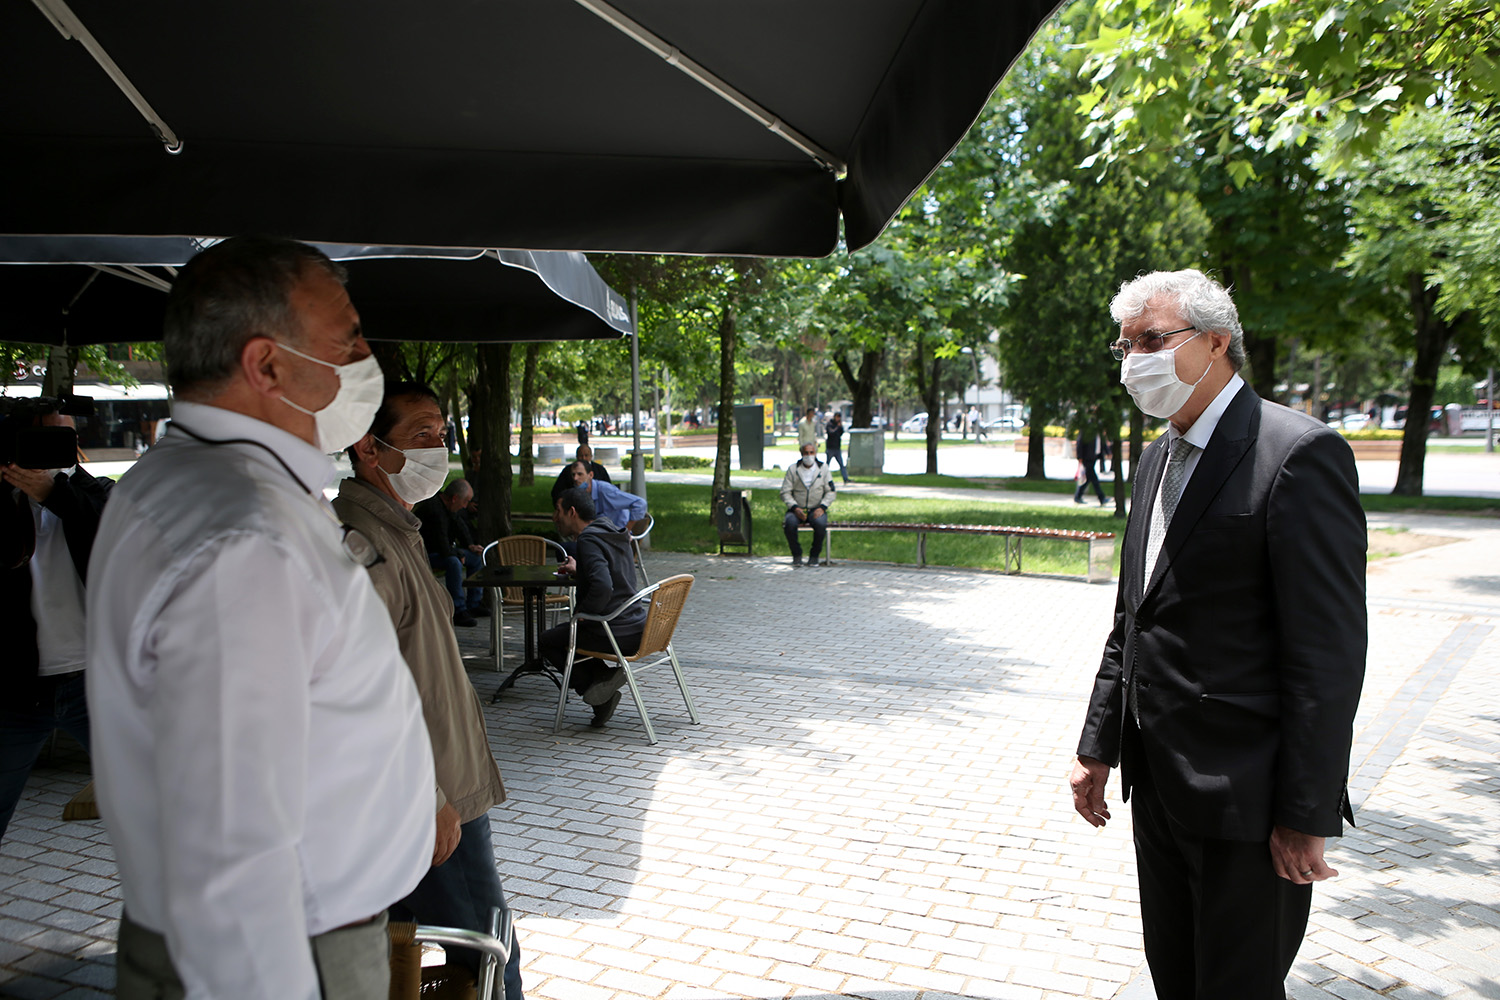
[508,472,1497,578]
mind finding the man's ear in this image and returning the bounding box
[349,433,380,473]
[239,336,285,398]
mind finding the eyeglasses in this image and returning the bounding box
[1109,325,1197,361]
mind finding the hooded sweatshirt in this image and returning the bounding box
[576,518,647,635]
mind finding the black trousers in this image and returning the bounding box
[1129,729,1313,999]
[540,621,642,695]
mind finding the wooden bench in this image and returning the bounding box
[796,520,1116,583]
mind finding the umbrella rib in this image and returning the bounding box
[30,0,183,154]
[571,0,845,176]
[90,264,174,294]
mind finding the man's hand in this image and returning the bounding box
[2,465,57,504]
[1069,755,1112,828]
[560,556,577,575]
[791,506,806,522]
[1270,825,1335,884]
[433,802,462,867]
[468,544,484,553]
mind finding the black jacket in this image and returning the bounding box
[1077,385,1366,840]
[2,467,112,697]
[414,496,464,556]
[574,519,645,635]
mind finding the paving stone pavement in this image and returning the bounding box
[2,512,1498,999]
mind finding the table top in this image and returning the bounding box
[465,563,575,589]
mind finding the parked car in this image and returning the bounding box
[983,415,1025,432]
[900,412,928,433]
[1328,413,1372,432]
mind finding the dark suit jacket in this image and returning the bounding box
[2,467,112,697]
[1077,383,1366,840]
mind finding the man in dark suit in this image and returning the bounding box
[1069,270,1366,999]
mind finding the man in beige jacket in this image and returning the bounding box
[333,382,523,998]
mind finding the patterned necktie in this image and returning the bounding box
[1143,436,1195,587]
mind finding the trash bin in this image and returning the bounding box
[714,489,752,555]
[848,427,884,476]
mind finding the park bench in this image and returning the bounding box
[796,520,1116,583]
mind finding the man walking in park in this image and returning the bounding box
[1069,269,1366,999]
[87,236,435,1000]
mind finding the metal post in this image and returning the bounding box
[629,289,646,500]
[652,370,662,473]
[1489,367,1495,453]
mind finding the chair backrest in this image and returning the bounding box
[492,535,548,602]
[634,573,693,658]
[629,512,654,541]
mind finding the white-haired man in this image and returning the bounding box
[1070,269,1366,999]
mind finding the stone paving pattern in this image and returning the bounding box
[2,508,1498,999]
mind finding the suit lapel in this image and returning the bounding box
[1144,383,1260,598]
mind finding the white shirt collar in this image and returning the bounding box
[1169,373,1244,450]
[170,401,338,494]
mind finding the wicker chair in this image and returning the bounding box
[483,536,570,671]
[553,573,699,744]
[388,905,512,1000]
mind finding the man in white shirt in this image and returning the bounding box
[87,236,436,1000]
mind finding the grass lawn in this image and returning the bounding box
[511,480,1122,577]
[506,472,1496,578]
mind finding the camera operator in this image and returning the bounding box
[1,410,111,842]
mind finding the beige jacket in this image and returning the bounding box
[332,477,505,823]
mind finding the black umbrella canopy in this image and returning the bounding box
[0,237,633,346]
[0,0,1061,256]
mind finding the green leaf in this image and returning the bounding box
[1312,5,1339,40]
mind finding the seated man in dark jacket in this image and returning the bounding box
[538,486,645,729]
[549,444,611,502]
[414,479,486,627]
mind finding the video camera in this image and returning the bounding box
[0,393,95,469]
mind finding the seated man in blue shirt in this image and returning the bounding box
[567,460,646,533]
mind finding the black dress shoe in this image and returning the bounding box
[582,667,630,706]
[590,692,622,728]
[452,611,479,627]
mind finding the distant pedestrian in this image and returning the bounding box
[797,406,819,449]
[575,419,590,446]
[1073,428,1109,506]
[825,412,851,484]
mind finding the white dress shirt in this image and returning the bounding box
[86,402,435,1000]
[1157,373,1245,503]
[26,469,87,675]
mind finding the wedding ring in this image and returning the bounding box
[1300,869,1314,877]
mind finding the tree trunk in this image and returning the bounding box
[833,345,881,429]
[473,344,512,540]
[1394,275,1457,497]
[447,379,471,479]
[712,305,736,504]
[518,342,539,487]
[1024,404,1049,479]
[911,338,943,475]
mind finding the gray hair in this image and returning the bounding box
[164,236,348,400]
[443,478,472,500]
[1110,270,1245,371]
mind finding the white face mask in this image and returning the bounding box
[1119,332,1212,418]
[276,342,384,453]
[375,437,449,504]
[800,454,817,467]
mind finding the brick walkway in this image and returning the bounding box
[3,512,1498,999]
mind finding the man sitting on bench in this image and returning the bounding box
[780,442,836,568]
